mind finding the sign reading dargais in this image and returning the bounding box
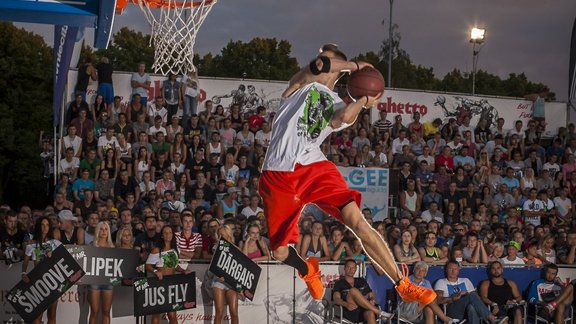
[209,239,261,301]
[7,245,84,323]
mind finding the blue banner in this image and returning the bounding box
[366,265,542,308]
[53,25,78,127]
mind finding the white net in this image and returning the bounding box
[136,0,217,75]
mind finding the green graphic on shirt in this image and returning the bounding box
[162,250,179,268]
[298,86,334,139]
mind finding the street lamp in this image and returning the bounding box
[388,0,394,88]
[470,27,486,96]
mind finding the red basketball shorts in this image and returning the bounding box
[258,160,362,250]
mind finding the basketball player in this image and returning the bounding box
[259,44,437,305]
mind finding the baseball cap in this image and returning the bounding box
[508,240,520,250]
[227,187,241,194]
[58,209,76,222]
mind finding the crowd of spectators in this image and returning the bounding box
[2,59,576,323]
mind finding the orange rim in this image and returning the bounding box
[116,0,215,14]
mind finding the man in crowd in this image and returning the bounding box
[479,261,524,324]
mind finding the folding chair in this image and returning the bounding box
[527,303,573,324]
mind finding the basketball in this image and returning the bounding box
[346,67,385,100]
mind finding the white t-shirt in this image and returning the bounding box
[148,106,168,125]
[262,83,349,172]
[241,206,264,218]
[255,130,272,148]
[434,277,475,297]
[522,199,545,226]
[500,256,525,265]
[62,135,82,156]
[391,138,410,155]
[98,135,119,151]
[59,157,80,176]
[554,196,572,217]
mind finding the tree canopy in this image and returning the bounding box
[0,22,53,207]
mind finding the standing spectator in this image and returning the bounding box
[22,217,62,324]
[74,57,97,102]
[148,96,169,126]
[131,63,151,107]
[161,73,182,122]
[175,210,202,260]
[146,225,190,324]
[0,211,27,264]
[181,71,199,127]
[96,57,114,111]
[88,221,115,324]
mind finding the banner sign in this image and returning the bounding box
[53,25,79,127]
[6,245,84,323]
[133,273,196,316]
[338,167,390,221]
[208,239,261,301]
[67,245,140,285]
[371,89,567,137]
[569,17,576,106]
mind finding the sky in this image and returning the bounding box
[14,0,576,101]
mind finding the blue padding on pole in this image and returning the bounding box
[0,0,98,27]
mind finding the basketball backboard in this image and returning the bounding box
[0,0,116,48]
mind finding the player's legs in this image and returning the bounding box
[340,202,401,282]
[225,289,239,324]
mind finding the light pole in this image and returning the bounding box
[388,0,393,88]
[470,27,486,96]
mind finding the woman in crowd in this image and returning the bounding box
[88,222,115,324]
[221,152,239,187]
[100,148,119,179]
[115,225,135,249]
[328,226,351,261]
[170,133,188,163]
[236,121,255,153]
[128,94,145,122]
[520,167,537,192]
[488,241,505,262]
[116,133,132,175]
[22,217,62,324]
[146,225,190,324]
[538,233,556,263]
[209,223,240,324]
[175,173,191,203]
[92,94,108,121]
[240,222,270,261]
[299,221,331,261]
[213,105,226,128]
[393,229,421,264]
[138,170,156,202]
[166,116,184,144]
[349,237,366,261]
[408,111,424,139]
[134,146,151,182]
[188,134,205,157]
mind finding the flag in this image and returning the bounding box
[53,25,79,127]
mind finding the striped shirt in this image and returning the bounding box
[175,231,202,259]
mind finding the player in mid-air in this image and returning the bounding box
[259,44,437,306]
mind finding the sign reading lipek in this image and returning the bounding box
[67,245,140,285]
[133,273,196,316]
[7,245,84,323]
[209,239,261,301]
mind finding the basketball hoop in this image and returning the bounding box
[117,0,217,75]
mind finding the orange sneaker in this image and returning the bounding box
[299,257,324,300]
[395,264,437,305]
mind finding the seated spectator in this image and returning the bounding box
[488,242,505,262]
[435,260,506,324]
[415,161,434,193]
[527,263,567,322]
[332,260,393,323]
[522,239,545,265]
[501,241,525,265]
[300,221,331,261]
[72,169,95,202]
[461,231,487,263]
[421,201,444,223]
[240,222,270,261]
[399,179,421,219]
[436,146,455,171]
[427,131,446,157]
[391,129,409,155]
[418,231,448,263]
[454,146,476,172]
[538,233,556,263]
[523,188,546,226]
[538,276,575,323]
[328,226,351,261]
[478,261,524,324]
[393,229,420,264]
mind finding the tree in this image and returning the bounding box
[0,22,53,208]
[200,38,299,80]
[94,27,154,72]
